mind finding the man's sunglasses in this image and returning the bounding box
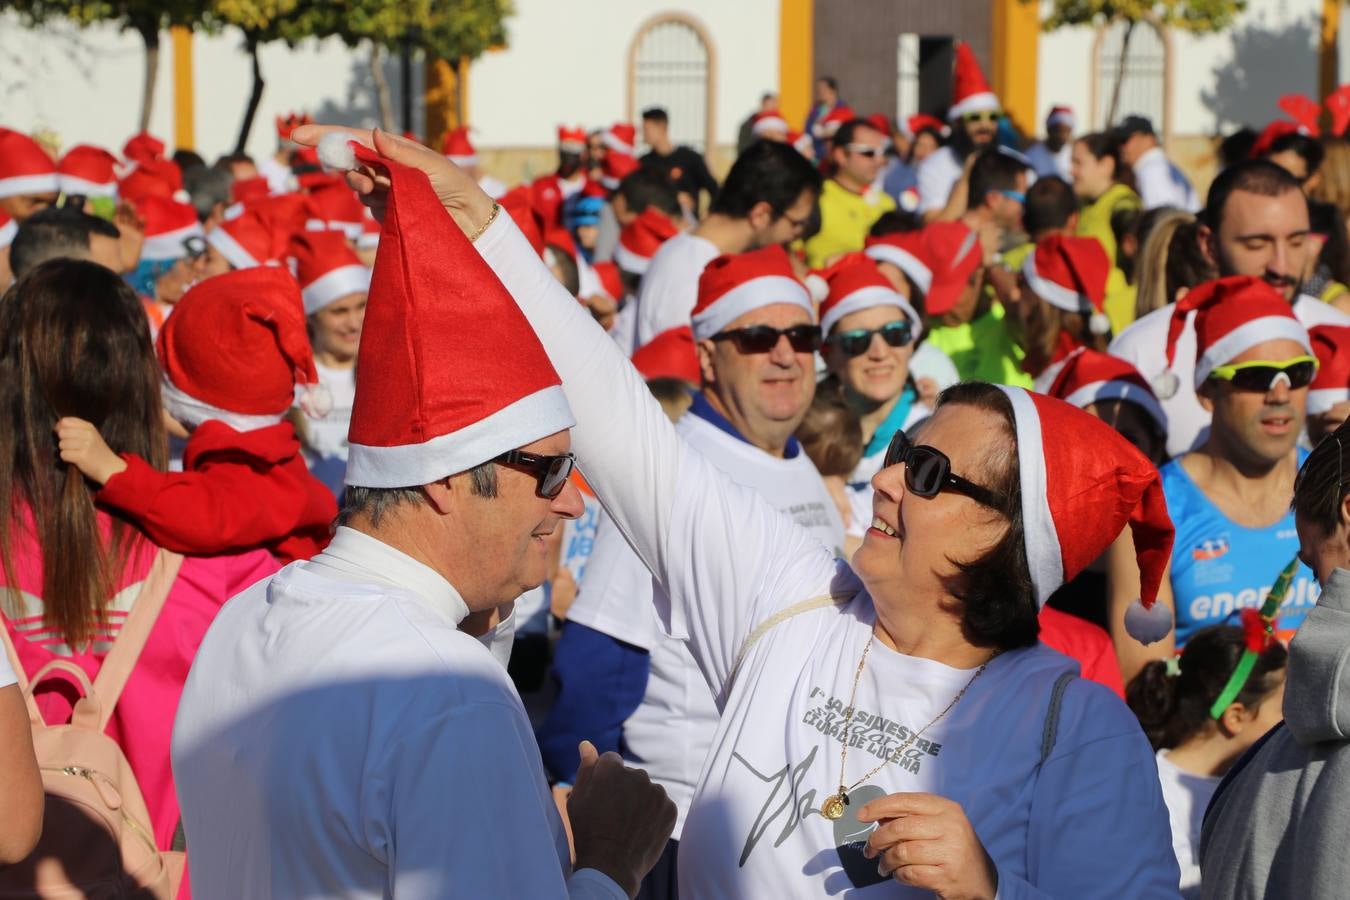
[183,235,207,260]
[1207,355,1319,392]
[846,144,883,159]
[962,111,1000,124]
[883,430,1005,509]
[710,324,822,354]
[493,449,576,499]
[824,321,914,357]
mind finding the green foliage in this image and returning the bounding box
[2,0,211,36]
[1041,0,1244,32]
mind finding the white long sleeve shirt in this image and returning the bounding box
[632,232,720,349]
[475,212,1181,898]
[1133,146,1199,213]
[172,526,623,899]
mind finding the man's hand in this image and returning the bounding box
[568,740,676,898]
[289,125,495,240]
[859,792,998,900]
[55,417,127,486]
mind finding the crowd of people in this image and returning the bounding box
[3,36,1350,900]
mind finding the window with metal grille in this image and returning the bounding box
[628,14,715,153]
[1094,19,1169,134]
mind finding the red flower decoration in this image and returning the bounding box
[1240,607,1273,653]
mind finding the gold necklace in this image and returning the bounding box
[820,636,996,820]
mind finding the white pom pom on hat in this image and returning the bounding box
[1125,597,1173,645]
[318,133,358,172]
[805,273,829,304]
[1089,312,1112,335]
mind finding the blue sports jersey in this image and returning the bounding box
[1161,450,1319,646]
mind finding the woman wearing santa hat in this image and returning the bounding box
[1006,234,1115,381]
[305,126,1182,898]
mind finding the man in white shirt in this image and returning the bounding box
[540,246,844,898]
[917,42,1002,219]
[634,140,821,349]
[173,129,675,900]
[1111,159,1350,456]
[1113,115,1199,213]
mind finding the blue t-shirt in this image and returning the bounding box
[1162,451,1319,646]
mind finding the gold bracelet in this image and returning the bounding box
[468,202,501,243]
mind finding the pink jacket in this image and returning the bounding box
[2,510,279,851]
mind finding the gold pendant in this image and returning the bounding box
[821,793,845,820]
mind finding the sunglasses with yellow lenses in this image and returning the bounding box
[1207,355,1319,392]
[962,111,1000,124]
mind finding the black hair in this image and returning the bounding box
[1294,419,1350,534]
[1023,175,1078,237]
[1110,205,1143,279]
[1127,624,1287,750]
[1076,132,1135,192]
[1311,199,1350,286]
[932,382,1039,650]
[10,206,120,279]
[182,166,232,223]
[1201,159,1306,231]
[869,210,924,237]
[710,139,823,220]
[1264,131,1325,178]
[546,243,580,296]
[831,118,883,152]
[172,149,206,173]
[641,107,669,124]
[966,148,1027,213]
[818,76,838,92]
[1217,127,1259,170]
[617,169,681,218]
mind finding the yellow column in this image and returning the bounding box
[172,26,194,150]
[990,0,1039,136]
[1321,0,1339,115]
[778,0,813,130]
[425,58,459,150]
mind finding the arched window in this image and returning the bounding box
[628,13,716,152]
[1092,18,1171,138]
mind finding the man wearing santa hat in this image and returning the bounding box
[540,247,843,898]
[532,125,592,227]
[918,43,1003,220]
[173,129,676,899]
[1026,106,1076,181]
[0,130,59,224]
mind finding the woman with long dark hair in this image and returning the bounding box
[0,259,278,852]
[1073,132,1141,267]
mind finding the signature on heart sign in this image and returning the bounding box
[831,783,888,888]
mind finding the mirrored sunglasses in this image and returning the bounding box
[824,321,914,357]
[1207,355,1318,392]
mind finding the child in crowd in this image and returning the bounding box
[56,266,337,562]
[793,390,864,557]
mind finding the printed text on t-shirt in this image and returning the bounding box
[801,685,943,774]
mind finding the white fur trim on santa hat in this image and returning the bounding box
[0,218,18,249]
[206,226,261,270]
[1023,252,1092,315]
[357,230,379,251]
[821,285,922,337]
[57,175,118,199]
[306,217,364,241]
[1047,109,1075,129]
[161,377,286,432]
[1062,380,1168,434]
[302,264,371,316]
[141,222,206,262]
[752,115,790,137]
[948,92,1001,121]
[1193,316,1311,386]
[448,153,478,168]
[1307,387,1350,416]
[344,384,576,488]
[691,276,814,341]
[0,172,59,199]
[602,133,635,155]
[998,386,1063,608]
[613,242,653,276]
[865,245,933,295]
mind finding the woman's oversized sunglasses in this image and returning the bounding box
[824,321,914,357]
[883,430,1006,509]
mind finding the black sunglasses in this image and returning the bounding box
[710,324,822,354]
[883,430,1005,509]
[825,321,914,357]
[493,449,576,499]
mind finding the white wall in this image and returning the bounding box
[467,0,779,148]
[1037,0,1322,137]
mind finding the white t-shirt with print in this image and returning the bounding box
[1155,750,1220,898]
[633,233,720,349]
[566,406,845,837]
[476,212,1182,899]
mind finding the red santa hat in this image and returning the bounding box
[158,266,320,429]
[1046,347,1167,433]
[1307,324,1350,415]
[122,131,165,166]
[1250,95,1321,158]
[814,105,857,140]
[631,326,701,384]
[1328,85,1350,139]
[865,231,934,297]
[0,130,58,199]
[118,157,183,205]
[0,213,15,249]
[751,110,791,139]
[592,260,625,301]
[1046,105,1075,130]
[291,230,371,315]
[1161,275,1311,394]
[810,252,921,337]
[441,126,477,167]
[996,386,1174,642]
[603,123,637,156]
[230,175,271,208]
[920,221,983,316]
[305,182,366,240]
[601,151,639,189]
[137,196,205,262]
[948,42,1001,120]
[558,125,588,154]
[1022,235,1112,335]
[691,245,813,341]
[206,207,286,270]
[866,113,894,141]
[57,145,120,198]
[615,208,679,275]
[904,114,948,139]
[499,185,546,258]
[333,140,575,488]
